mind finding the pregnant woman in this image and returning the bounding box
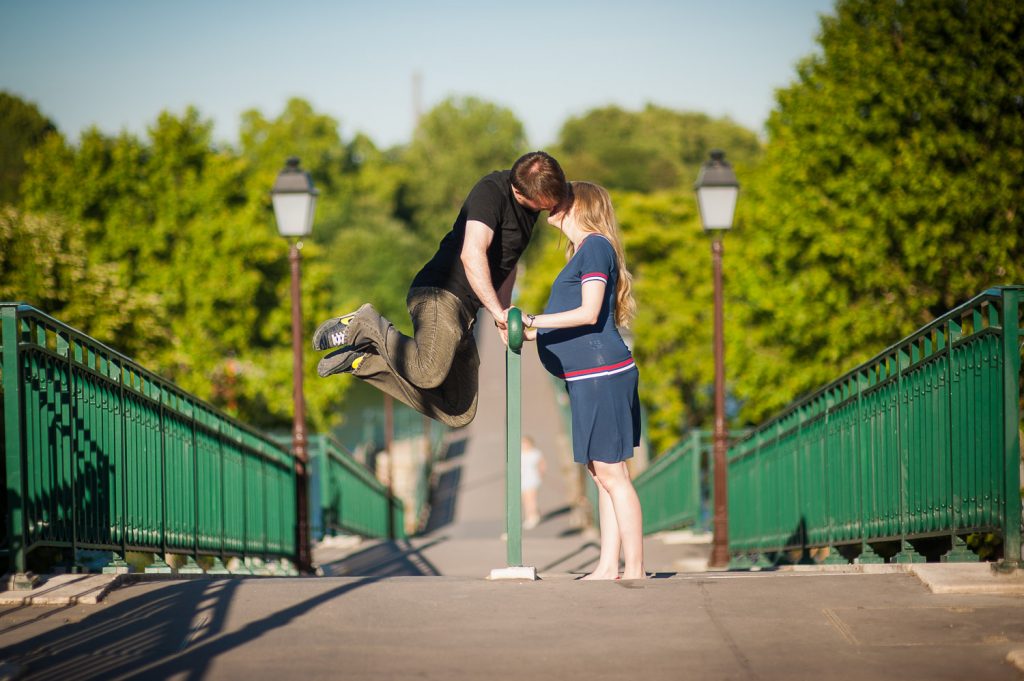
[521,181,644,580]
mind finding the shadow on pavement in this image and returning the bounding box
[319,537,448,577]
[0,603,76,638]
[423,465,462,534]
[440,436,468,461]
[540,541,601,573]
[539,505,571,525]
[0,576,376,680]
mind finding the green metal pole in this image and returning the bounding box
[506,308,524,567]
[999,287,1022,570]
[2,306,37,589]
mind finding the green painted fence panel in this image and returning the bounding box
[634,429,747,537]
[633,433,701,534]
[309,434,404,540]
[1,304,299,581]
[725,287,1023,567]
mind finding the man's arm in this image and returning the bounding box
[497,266,516,310]
[461,220,506,327]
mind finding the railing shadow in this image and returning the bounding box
[440,436,468,462]
[318,536,448,577]
[539,541,601,573]
[0,576,377,681]
[0,579,237,680]
[422,465,462,534]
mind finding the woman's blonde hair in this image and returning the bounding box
[563,181,636,327]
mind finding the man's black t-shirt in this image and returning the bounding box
[411,170,540,312]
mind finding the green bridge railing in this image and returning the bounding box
[634,432,704,534]
[329,384,448,536]
[620,429,746,535]
[1,303,298,582]
[1,303,406,586]
[308,434,404,541]
[728,286,1023,568]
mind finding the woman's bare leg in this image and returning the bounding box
[580,462,621,580]
[591,460,645,579]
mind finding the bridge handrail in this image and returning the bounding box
[308,434,405,540]
[633,433,702,534]
[1,302,289,460]
[732,286,1024,447]
[727,286,1023,567]
[2,302,298,580]
[632,429,751,535]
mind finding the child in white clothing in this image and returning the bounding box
[521,435,546,529]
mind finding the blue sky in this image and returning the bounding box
[1,0,834,148]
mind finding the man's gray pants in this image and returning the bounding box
[344,287,479,428]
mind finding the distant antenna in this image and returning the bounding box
[412,71,423,130]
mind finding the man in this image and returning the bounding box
[313,151,568,428]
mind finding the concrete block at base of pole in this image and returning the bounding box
[5,572,39,591]
[488,566,538,581]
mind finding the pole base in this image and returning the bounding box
[206,558,231,575]
[893,540,926,564]
[177,557,205,574]
[102,557,131,575]
[488,566,538,581]
[942,536,977,563]
[5,572,39,591]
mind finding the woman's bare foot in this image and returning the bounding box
[619,570,648,580]
[580,569,619,581]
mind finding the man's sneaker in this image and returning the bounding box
[312,310,359,351]
[317,347,367,377]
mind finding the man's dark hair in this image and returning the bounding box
[510,151,566,204]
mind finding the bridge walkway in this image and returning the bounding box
[1,319,1023,680]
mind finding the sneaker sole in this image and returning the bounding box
[312,312,359,351]
[317,348,366,377]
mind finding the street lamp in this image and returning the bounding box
[271,157,318,573]
[694,150,739,568]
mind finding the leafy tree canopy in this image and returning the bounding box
[0,92,56,206]
[400,96,528,239]
[0,207,162,347]
[19,105,348,431]
[731,0,1024,422]
[553,104,762,193]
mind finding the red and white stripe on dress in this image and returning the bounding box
[561,358,636,382]
[581,272,608,285]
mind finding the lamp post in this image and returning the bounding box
[271,157,319,573]
[694,150,739,568]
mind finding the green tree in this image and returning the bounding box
[520,104,764,450]
[400,96,528,239]
[519,190,717,452]
[554,104,761,193]
[732,0,1024,423]
[0,207,162,345]
[327,134,433,332]
[19,104,351,431]
[0,92,56,206]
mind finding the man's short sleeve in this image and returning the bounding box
[463,176,504,231]
[577,237,615,285]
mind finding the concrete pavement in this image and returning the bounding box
[0,571,1022,680]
